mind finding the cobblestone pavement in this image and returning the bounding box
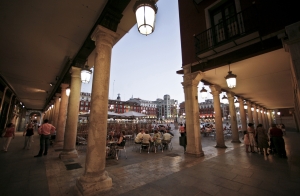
[1,126,299,196]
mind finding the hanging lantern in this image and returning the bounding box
[244,101,248,109]
[66,88,71,96]
[251,106,254,111]
[221,95,228,104]
[225,64,237,88]
[256,108,259,112]
[234,99,239,107]
[133,0,158,35]
[81,65,92,84]
[200,87,208,99]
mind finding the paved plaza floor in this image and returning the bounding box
[0,126,299,196]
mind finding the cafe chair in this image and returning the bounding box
[162,139,173,151]
[116,140,127,161]
[132,141,141,152]
[140,143,150,154]
[153,139,164,153]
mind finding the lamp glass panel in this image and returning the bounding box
[234,102,239,107]
[81,70,91,83]
[200,91,207,99]
[244,105,248,109]
[226,77,236,88]
[136,6,155,35]
[66,88,71,96]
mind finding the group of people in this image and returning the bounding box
[1,119,56,158]
[244,123,287,158]
[134,128,173,150]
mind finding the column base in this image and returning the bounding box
[231,140,241,143]
[185,151,204,157]
[74,171,112,196]
[215,145,227,148]
[59,149,78,159]
[53,141,64,148]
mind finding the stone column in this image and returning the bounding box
[53,93,61,128]
[54,84,69,148]
[75,26,118,195]
[262,110,267,128]
[48,101,54,123]
[4,94,14,128]
[258,107,263,124]
[247,101,253,123]
[238,97,247,132]
[227,92,240,143]
[210,85,226,148]
[0,86,8,115]
[267,110,272,127]
[59,67,81,159]
[181,66,204,157]
[253,105,259,126]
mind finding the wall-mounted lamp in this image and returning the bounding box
[133,0,158,35]
[277,111,281,115]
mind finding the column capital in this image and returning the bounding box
[226,91,235,99]
[60,83,69,89]
[70,66,81,78]
[55,93,61,99]
[91,25,119,48]
[209,85,221,95]
[182,72,204,87]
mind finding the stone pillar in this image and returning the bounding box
[0,86,8,115]
[262,110,267,128]
[54,84,69,148]
[4,94,14,128]
[267,110,272,127]
[48,101,54,123]
[258,107,263,124]
[253,105,259,126]
[209,85,226,148]
[238,97,247,132]
[75,26,118,195]
[247,101,253,123]
[53,93,61,128]
[227,92,240,143]
[59,67,81,159]
[181,66,204,157]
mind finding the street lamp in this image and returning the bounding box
[225,64,237,88]
[133,0,158,35]
[234,99,239,107]
[81,64,92,84]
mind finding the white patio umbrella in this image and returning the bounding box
[120,111,146,117]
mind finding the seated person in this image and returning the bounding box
[134,129,144,143]
[108,131,114,141]
[163,130,173,141]
[142,130,153,144]
[166,129,174,136]
[152,130,162,144]
[117,131,126,147]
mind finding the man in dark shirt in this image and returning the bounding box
[269,124,287,158]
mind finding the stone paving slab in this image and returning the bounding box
[1,128,300,196]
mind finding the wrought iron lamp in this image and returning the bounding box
[66,88,71,96]
[221,94,228,104]
[200,87,208,99]
[225,64,237,88]
[244,100,248,109]
[234,99,239,107]
[81,61,92,84]
[133,0,158,35]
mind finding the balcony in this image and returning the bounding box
[195,6,260,59]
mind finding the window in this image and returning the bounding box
[210,0,237,43]
[85,102,89,106]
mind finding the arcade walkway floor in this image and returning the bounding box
[1,128,300,196]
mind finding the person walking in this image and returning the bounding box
[2,123,15,152]
[247,123,256,153]
[34,119,55,157]
[269,124,287,158]
[256,124,269,156]
[23,123,34,149]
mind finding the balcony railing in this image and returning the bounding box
[195,6,259,56]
